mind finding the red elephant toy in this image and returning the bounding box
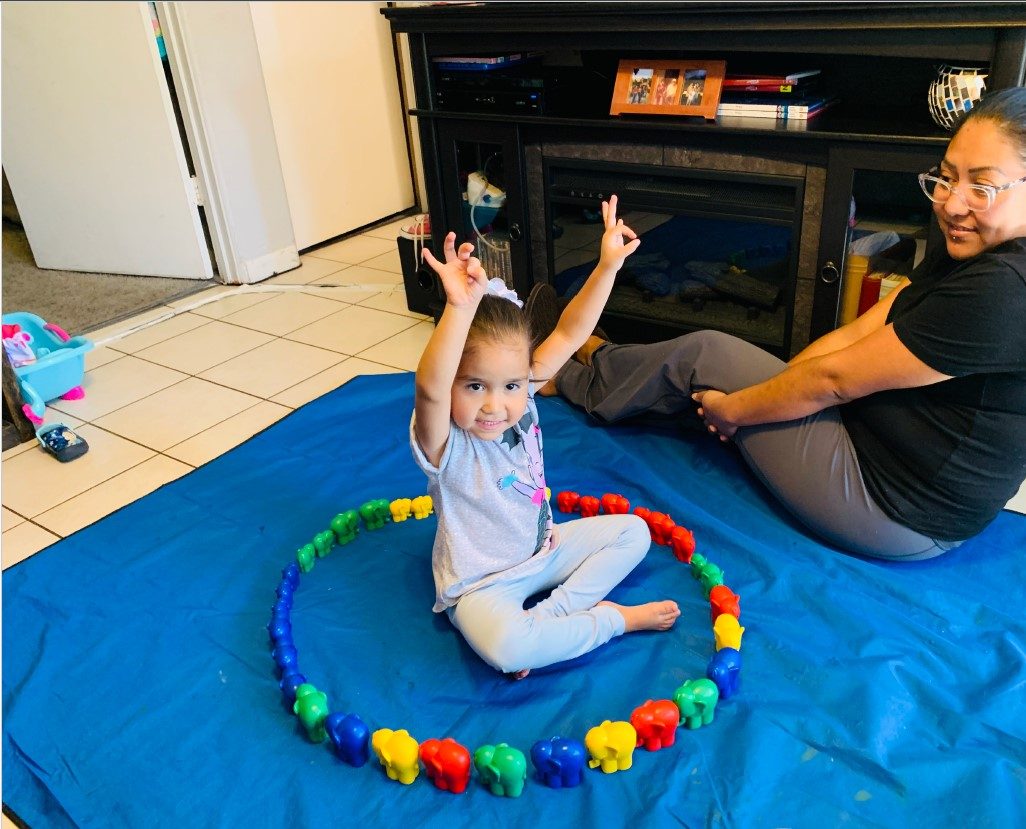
[645,511,676,545]
[670,526,696,563]
[420,737,471,794]
[601,493,631,514]
[578,495,601,517]
[630,699,680,751]
[709,584,741,624]
[556,491,580,513]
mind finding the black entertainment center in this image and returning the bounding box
[383,2,1026,357]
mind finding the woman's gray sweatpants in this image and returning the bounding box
[555,330,960,560]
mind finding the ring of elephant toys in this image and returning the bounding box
[268,492,743,797]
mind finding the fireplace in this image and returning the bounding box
[525,142,826,358]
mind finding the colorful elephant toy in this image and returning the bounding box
[600,492,630,514]
[691,555,724,597]
[709,584,741,623]
[420,737,472,794]
[330,510,360,545]
[713,613,745,651]
[673,678,720,730]
[645,511,676,545]
[585,720,637,773]
[272,643,299,672]
[359,498,391,530]
[473,743,527,797]
[292,683,329,742]
[530,736,586,788]
[630,699,680,751]
[313,529,335,558]
[389,498,413,523]
[279,669,306,704]
[411,495,433,519]
[578,495,601,517]
[296,542,316,574]
[371,728,420,784]
[707,647,742,700]
[670,525,696,563]
[556,490,580,513]
[326,712,370,767]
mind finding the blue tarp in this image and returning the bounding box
[4,373,1025,828]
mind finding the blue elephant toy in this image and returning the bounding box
[707,647,742,699]
[326,712,371,767]
[281,562,300,588]
[272,643,299,672]
[267,615,291,644]
[279,669,307,704]
[530,736,586,788]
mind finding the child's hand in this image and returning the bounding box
[597,195,641,273]
[422,232,489,309]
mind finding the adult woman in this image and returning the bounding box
[538,87,1026,559]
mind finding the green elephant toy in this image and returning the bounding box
[473,743,527,797]
[293,683,329,742]
[296,543,316,574]
[330,510,360,545]
[312,529,335,558]
[698,562,724,598]
[673,678,720,730]
[359,498,390,530]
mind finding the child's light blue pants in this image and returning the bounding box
[447,514,651,673]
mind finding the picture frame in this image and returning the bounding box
[609,59,727,120]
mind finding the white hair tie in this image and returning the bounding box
[485,277,523,308]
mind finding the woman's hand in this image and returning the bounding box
[421,231,488,309]
[597,194,641,273]
[692,390,737,441]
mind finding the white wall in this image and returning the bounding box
[250,1,415,250]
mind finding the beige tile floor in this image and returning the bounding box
[1,215,431,570]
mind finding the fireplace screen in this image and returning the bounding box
[545,161,804,354]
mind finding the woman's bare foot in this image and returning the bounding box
[598,600,680,633]
[576,335,608,367]
[506,668,531,680]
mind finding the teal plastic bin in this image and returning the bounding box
[2,312,93,426]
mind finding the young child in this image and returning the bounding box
[411,195,680,678]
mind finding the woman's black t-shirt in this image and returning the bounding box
[841,237,1026,541]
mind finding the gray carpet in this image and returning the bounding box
[2,221,216,337]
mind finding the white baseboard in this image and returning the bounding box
[241,245,301,284]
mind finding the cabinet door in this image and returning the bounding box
[434,120,531,300]
[811,144,942,338]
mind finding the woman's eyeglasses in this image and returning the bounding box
[918,167,1026,212]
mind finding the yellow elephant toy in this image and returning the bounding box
[371,728,420,785]
[585,720,636,773]
[713,613,745,651]
[389,498,413,522]
[411,495,433,519]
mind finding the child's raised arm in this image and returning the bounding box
[532,194,640,383]
[414,232,489,466]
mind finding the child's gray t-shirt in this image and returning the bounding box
[410,391,554,612]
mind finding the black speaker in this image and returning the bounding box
[397,236,443,319]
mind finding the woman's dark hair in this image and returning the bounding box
[956,86,1026,164]
[467,294,532,354]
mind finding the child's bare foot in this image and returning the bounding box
[598,600,680,632]
[576,335,608,367]
[506,668,531,680]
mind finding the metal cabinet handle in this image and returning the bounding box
[820,261,840,284]
[509,223,522,242]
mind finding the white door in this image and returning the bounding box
[1,2,213,279]
[250,1,415,250]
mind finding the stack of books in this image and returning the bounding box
[716,70,837,122]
